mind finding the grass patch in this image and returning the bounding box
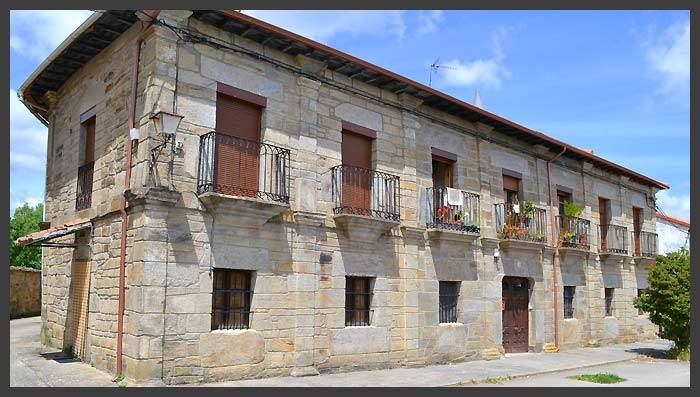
[472,375,512,384]
[116,374,127,388]
[667,346,690,362]
[567,373,626,384]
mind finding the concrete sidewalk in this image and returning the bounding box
[195,340,673,387]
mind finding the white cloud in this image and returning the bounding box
[10,10,93,60]
[10,90,48,171]
[656,190,690,221]
[10,196,43,216]
[417,11,444,34]
[243,10,407,42]
[644,19,689,98]
[438,28,511,88]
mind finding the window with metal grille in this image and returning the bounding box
[563,286,575,319]
[604,288,614,317]
[345,276,372,326]
[439,281,460,323]
[637,289,646,315]
[211,269,252,330]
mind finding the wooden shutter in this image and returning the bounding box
[215,92,262,197]
[503,174,520,192]
[67,261,91,361]
[341,130,373,213]
[83,117,95,165]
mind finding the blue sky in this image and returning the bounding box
[9,10,690,220]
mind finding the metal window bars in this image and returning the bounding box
[211,269,253,330]
[427,187,480,234]
[197,131,291,204]
[556,215,591,250]
[331,164,400,221]
[563,286,575,319]
[439,281,460,323]
[604,288,614,317]
[598,224,628,254]
[638,231,658,258]
[75,161,94,211]
[345,277,373,326]
[495,202,547,242]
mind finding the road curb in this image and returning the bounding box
[449,356,642,386]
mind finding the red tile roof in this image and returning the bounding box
[656,212,690,228]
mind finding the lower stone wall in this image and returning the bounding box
[10,267,42,318]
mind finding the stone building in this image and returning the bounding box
[17,10,666,384]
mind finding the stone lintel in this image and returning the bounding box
[295,54,328,76]
[398,92,423,109]
[333,213,399,243]
[198,192,290,228]
[292,211,326,227]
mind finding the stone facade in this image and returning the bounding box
[36,10,660,385]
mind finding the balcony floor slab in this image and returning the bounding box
[199,192,290,227]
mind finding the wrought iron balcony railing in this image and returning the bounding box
[636,231,658,258]
[75,161,94,211]
[556,215,591,250]
[197,131,291,204]
[598,224,628,254]
[426,187,480,234]
[495,202,547,243]
[331,164,400,221]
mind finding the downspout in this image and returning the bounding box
[546,145,566,349]
[115,10,160,381]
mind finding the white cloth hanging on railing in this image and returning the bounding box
[446,187,463,207]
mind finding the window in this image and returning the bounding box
[604,288,614,317]
[563,286,575,319]
[432,157,454,189]
[439,281,460,323]
[633,207,643,256]
[76,110,96,210]
[557,190,572,215]
[211,269,252,330]
[345,276,372,326]
[637,289,646,315]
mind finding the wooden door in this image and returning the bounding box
[633,207,642,256]
[66,261,91,361]
[432,157,453,189]
[502,277,529,353]
[215,92,262,197]
[599,198,609,251]
[341,130,372,214]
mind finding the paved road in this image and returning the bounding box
[10,316,114,387]
[10,316,688,387]
[473,358,690,387]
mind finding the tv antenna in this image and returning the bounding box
[428,57,456,87]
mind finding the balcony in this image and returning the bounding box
[635,231,658,260]
[197,132,291,226]
[331,164,400,242]
[556,215,591,254]
[495,202,547,250]
[426,187,480,242]
[75,161,94,211]
[598,224,628,258]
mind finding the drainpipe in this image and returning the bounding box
[546,145,566,349]
[115,10,160,381]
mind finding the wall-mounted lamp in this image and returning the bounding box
[151,110,184,136]
[149,110,185,170]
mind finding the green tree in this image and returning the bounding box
[9,202,44,269]
[634,247,690,355]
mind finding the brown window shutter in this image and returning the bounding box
[503,174,520,192]
[83,117,95,164]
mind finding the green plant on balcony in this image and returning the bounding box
[562,200,584,218]
[561,230,576,246]
[522,200,535,219]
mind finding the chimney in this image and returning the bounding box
[474,89,483,109]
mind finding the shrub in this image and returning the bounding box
[634,247,690,352]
